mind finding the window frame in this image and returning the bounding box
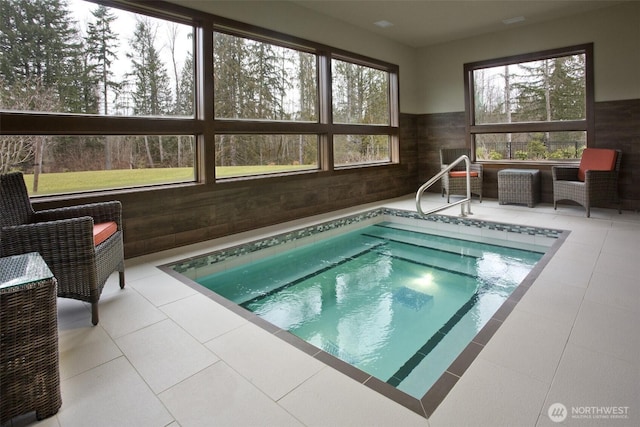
[464,43,594,162]
[0,0,400,194]
[210,22,400,179]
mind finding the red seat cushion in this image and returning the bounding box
[93,221,118,246]
[449,171,479,178]
[578,148,617,181]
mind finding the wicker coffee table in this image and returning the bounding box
[0,252,61,423]
[498,169,540,208]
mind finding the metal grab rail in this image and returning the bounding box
[416,154,473,217]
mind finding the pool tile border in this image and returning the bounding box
[160,209,569,419]
[169,208,561,277]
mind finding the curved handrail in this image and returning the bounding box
[416,154,472,217]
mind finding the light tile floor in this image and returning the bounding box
[4,194,639,427]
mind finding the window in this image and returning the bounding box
[212,34,398,179]
[332,59,389,125]
[0,0,399,193]
[214,32,317,122]
[465,44,593,162]
[0,1,194,117]
[214,134,318,178]
[0,0,196,194]
[331,58,394,167]
[333,135,390,166]
[0,135,195,195]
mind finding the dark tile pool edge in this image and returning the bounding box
[158,217,570,419]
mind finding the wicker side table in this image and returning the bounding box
[0,252,61,423]
[498,169,540,208]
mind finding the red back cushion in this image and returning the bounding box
[449,171,479,178]
[93,221,118,246]
[578,148,617,181]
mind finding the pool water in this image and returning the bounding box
[197,221,545,398]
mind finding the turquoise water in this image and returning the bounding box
[197,221,544,398]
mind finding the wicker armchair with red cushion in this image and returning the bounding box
[552,148,622,217]
[0,172,125,325]
[440,148,483,203]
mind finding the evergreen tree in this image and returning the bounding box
[86,4,119,115]
[176,51,193,115]
[86,4,119,168]
[0,0,85,112]
[127,17,173,167]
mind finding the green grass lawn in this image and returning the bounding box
[23,165,316,195]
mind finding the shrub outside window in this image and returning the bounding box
[465,44,593,162]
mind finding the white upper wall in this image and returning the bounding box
[172,0,421,113]
[172,1,639,115]
[417,1,640,114]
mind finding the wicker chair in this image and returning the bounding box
[552,148,622,217]
[0,172,125,325]
[440,148,483,202]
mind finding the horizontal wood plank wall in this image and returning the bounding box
[417,112,466,187]
[33,114,419,258]
[417,99,639,210]
[594,99,640,210]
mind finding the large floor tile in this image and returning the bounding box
[538,343,638,427]
[594,250,640,278]
[517,278,585,326]
[279,367,428,427]
[429,358,549,427]
[95,287,167,339]
[128,270,197,307]
[57,357,173,427]
[535,257,594,289]
[602,228,640,256]
[206,323,325,400]
[57,321,122,380]
[159,362,303,427]
[585,270,639,314]
[478,309,572,384]
[552,240,601,265]
[569,300,639,364]
[115,319,219,393]
[160,293,247,343]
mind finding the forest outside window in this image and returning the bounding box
[0,0,196,195]
[213,32,317,122]
[465,44,593,162]
[331,58,394,167]
[0,0,194,117]
[1,0,399,192]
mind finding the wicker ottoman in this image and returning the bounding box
[498,169,540,207]
[1,253,61,423]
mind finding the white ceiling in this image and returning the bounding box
[289,0,628,47]
[167,1,630,48]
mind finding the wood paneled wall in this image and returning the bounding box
[417,99,640,210]
[594,99,640,206]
